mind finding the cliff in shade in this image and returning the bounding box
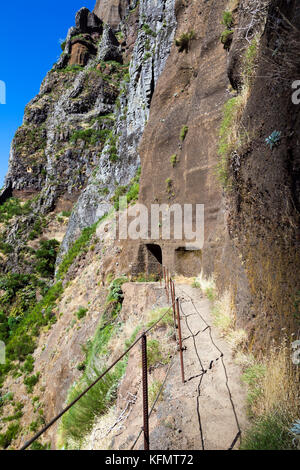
[0,0,299,450]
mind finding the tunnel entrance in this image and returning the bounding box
[146,244,162,265]
[175,247,202,277]
[131,243,163,280]
[146,244,162,278]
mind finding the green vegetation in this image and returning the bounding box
[144,52,152,61]
[217,97,238,188]
[30,440,51,450]
[0,279,64,395]
[60,40,66,51]
[221,29,234,48]
[241,413,294,450]
[28,217,47,240]
[59,277,129,447]
[24,373,40,394]
[0,423,20,449]
[180,125,188,141]
[147,307,173,329]
[217,35,260,189]
[112,167,141,211]
[149,380,163,408]
[0,198,31,223]
[58,65,84,73]
[240,347,299,450]
[106,132,119,162]
[170,154,178,167]
[75,307,88,320]
[175,31,196,53]
[220,10,234,49]
[242,363,266,413]
[70,128,110,146]
[35,239,60,277]
[142,24,157,37]
[165,178,172,194]
[56,217,107,280]
[221,11,233,29]
[147,339,169,367]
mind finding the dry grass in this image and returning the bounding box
[255,339,300,420]
[211,289,248,353]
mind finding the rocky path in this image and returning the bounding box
[149,284,248,450]
[84,283,247,450]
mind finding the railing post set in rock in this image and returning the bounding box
[20,267,186,451]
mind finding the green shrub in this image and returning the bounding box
[30,440,51,450]
[60,40,66,51]
[180,125,188,141]
[112,168,141,210]
[241,412,294,450]
[35,239,60,277]
[221,11,233,29]
[165,178,172,194]
[59,277,128,446]
[70,128,110,146]
[170,154,178,167]
[175,31,195,53]
[0,197,32,223]
[75,307,88,320]
[142,24,157,37]
[220,29,234,49]
[2,411,23,422]
[56,219,106,280]
[58,65,83,73]
[22,355,35,373]
[0,423,20,449]
[147,339,165,367]
[24,373,40,394]
[0,240,13,254]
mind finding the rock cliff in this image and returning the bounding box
[0,0,299,451]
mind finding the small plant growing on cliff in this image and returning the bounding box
[142,24,157,37]
[221,11,233,29]
[170,154,178,167]
[60,39,66,51]
[75,307,88,320]
[220,29,234,49]
[220,10,234,50]
[180,125,189,141]
[175,30,195,53]
[165,178,172,194]
[265,131,281,150]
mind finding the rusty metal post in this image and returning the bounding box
[176,298,185,384]
[171,280,176,319]
[166,269,169,302]
[141,333,150,450]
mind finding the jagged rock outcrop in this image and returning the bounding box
[57,0,177,261]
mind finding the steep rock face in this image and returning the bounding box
[57,0,177,261]
[138,0,228,270]
[94,0,130,30]
[215,0,300,347]
[136,0,299,346]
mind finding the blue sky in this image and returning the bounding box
[0,0,95,187]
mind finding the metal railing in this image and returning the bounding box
[20,266,185,451]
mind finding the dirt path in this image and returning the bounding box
[84,283,248,450]
[148,284,248,450]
